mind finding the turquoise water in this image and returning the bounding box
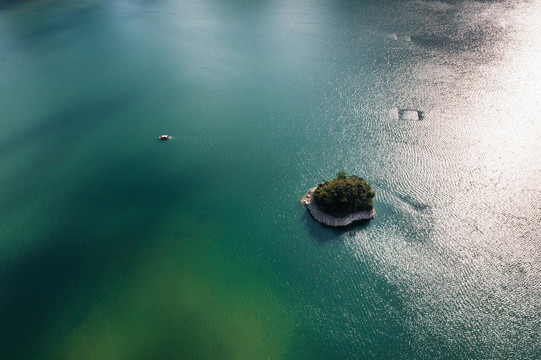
[1,0,540,359]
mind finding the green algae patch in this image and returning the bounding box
[55,222,292,360]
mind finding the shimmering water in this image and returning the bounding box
[1,0,540,359]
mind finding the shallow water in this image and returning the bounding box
[1,0,540,359]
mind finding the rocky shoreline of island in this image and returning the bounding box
[301,187,375,227]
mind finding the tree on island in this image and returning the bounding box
[313,172,375,217]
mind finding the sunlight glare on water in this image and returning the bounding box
[343,0,541,357]
[0,0,540,359]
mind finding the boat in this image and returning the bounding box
[158,135,171,140]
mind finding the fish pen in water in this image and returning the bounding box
[398,108,424,120]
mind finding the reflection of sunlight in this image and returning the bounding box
[468,1,541,191]
[262,0,333,66]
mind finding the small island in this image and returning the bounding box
[301,172,375,227]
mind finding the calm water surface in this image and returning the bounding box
[1,0,540,359]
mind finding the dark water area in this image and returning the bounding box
[1,0,540,359]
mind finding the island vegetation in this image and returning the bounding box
[313,172,375,217]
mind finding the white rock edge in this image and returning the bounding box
[301,187,375,227]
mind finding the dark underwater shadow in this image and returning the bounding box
[0,0,107,53]
[0,92,137,160]
[0,0,103,12]
[0,0,33,10]
[0,90,144,220]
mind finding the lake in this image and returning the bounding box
[1,0,540,359]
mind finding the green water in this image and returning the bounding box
[1,0,540,359]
